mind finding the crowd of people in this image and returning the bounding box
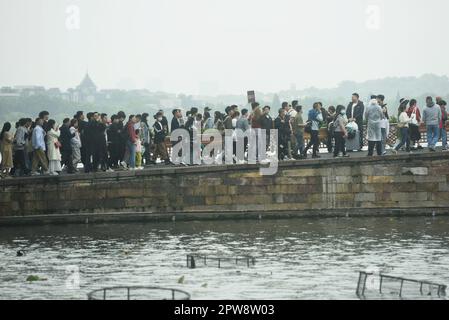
[0,94,447,178]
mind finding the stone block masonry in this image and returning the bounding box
[0,153,448,225]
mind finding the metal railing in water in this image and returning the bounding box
[356,271,447,299]
[186,254,256,269]
[87,286,191,300]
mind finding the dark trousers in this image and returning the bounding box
[368,141,382,156]
[265,130,271,151]
[333,132,346,156]
[12,150,30,176]
[61,148,75,173]
[303,130,320,156]
[98,142,109,171]
[92,145,102,172]
[278,137,288,160]
[80,137,88,167]
[326,129,333,153]
[357,122,364,149]
[118,140,126,162]
[143,143,151,164]
[84,144,100,172]
[108,142,121,168]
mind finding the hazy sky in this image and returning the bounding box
[1,0,448,94]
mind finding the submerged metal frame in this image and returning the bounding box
[356,271,447,299]
[87,286,191,300]
[186,254,256,269]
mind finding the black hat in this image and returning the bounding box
[204,107,212,112]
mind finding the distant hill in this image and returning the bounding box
[1,74,448,124]
[278,74,449,106]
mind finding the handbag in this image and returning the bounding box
[304,120,312,134]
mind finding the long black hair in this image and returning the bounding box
[141,113,149,126]
[335,105,345,117]
[0,122,11,140]
[47,119,56,130]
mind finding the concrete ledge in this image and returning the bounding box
[0,208,448,227]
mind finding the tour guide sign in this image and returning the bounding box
[247,90,256,104]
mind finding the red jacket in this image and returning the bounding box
[127,122,137,143]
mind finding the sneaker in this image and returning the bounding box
[120,161,128,169]
[31,172,41,176]
[106,168,115,172]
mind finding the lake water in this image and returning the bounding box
[0,216,448,300]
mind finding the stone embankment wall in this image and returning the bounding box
[0,153,448,225]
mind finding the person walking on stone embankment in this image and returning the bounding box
[392,103,412,154]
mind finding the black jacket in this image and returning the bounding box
[347,101,365,124]
[171,117,182,133]
[162,116,169,134]
[274,117,290,141]
[153,121,166,144]
[261,114,273,131]
[60,125,74,152]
